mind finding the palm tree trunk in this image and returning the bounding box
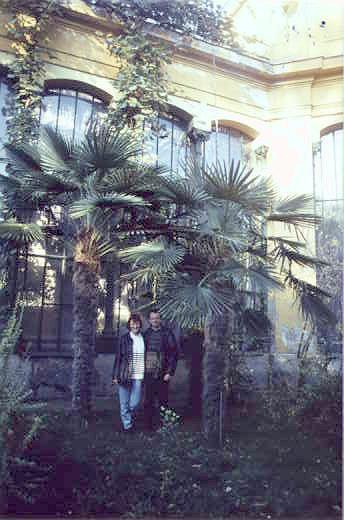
[202,313,230,442]
[71,237,99,422]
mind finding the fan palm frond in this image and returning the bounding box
[201,159,275,214]
[38,126,75,174]
[285,273,336,325]
[272,242,329,271]
[268,194,321,228]
[267,236,306,250]
[4,141,41,177]
[0,220,43,244]
[215,259,283,292]
[69,193,150,220]
[77,124,142,177]
[119,238,185,273]
[158,273,234,329]
[20,169,79,198]
[157,176,213,213]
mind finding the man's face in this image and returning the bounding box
[149,312,161,330]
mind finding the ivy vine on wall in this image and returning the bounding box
[0,0,233,135]
[104,25,172,129]
[88,0,233,46]
[88,0,234,128]
[0,0,60,144]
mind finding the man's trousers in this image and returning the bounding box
[144,375,169,429]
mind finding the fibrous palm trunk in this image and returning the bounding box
[71,235,99,422]
[202,311,233,442]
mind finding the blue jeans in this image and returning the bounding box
[118,380,143,430]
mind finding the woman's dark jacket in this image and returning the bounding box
[112,326,178,384]
[112,332,146,385]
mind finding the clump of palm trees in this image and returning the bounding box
[0,122,333,434]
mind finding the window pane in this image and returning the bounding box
[172,123,188,175]
[74,97,93,141]
[230,129,244,163]
[315,126,343,355]
[56,90,77,139]
[143,115,188,175]
[40,92,59,129]
[204,126,250,168]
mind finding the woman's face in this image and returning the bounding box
[129,320,141,335]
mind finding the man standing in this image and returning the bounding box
[143,309,178,429]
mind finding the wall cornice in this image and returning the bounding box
[59,3,343,86]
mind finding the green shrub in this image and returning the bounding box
[0,306,48,513]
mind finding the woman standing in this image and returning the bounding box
[112,313,145,432]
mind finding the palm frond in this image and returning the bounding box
[69,193,150,220]
[158,273,234,329]
[272,242,329,270]
[268,195,321,229]
[201,159,275,214]
[38,126,74,174]
[215,259,283,292]
[273,194,314,213]
[199,203,249,253]
[19,169,79,198]
[119,238,185,273]
[4,142,41,176]
[0,221,43,244]
[267,236,306,250]
[285,273,336,326]
[77,124,142,176]
[157,176,213,213]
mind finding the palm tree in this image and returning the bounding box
[0,123,172,421]
[119,158,333,441]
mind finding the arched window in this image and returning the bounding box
[313,124,343,354]
[202,124,252,168]
[10,85,108,352]
[40,86,106,142]
[143,114,190,175]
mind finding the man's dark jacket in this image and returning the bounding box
[143,326,178,377]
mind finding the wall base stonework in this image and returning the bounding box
[8,352,341,405]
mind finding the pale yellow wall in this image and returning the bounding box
[0,0,342,353]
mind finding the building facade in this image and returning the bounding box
[0,0,342,400]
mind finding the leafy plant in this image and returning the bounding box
[119,157,334,441]
[105,28,172,129]
[89,0,233,45]
[0,305,47,513]
[1,0,61,144]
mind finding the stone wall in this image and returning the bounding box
[9,350,342,405]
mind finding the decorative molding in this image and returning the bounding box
[312,141,321,155]
[188,127,211,144]
[254,144,269,159]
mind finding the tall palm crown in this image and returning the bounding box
[119,158,333,440]
[0,122,204,419]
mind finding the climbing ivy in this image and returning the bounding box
[104,25,172,129]
[88,0,233,46]
[88,0,235,128]
[0,0,60,144]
